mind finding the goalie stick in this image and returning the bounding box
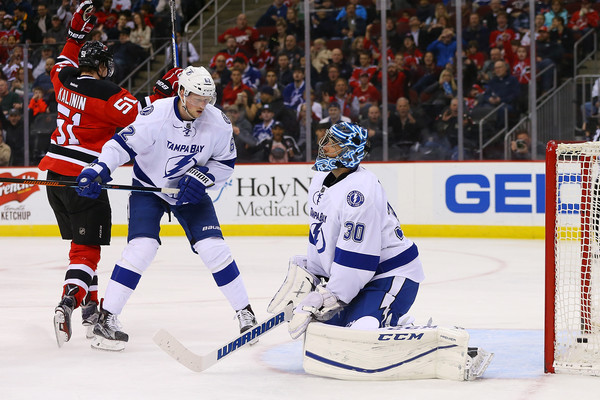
[0,177,180,194]
[153,305,293,372]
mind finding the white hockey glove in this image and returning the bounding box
[267,255,319,314]
[288,285,343,340]
[176,166,215,205]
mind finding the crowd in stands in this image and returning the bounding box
[210,0,600,162]
[0,0,598,166]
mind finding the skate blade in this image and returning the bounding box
[53,311,69,348]
[91,335,126,352]
[466,351,494,380]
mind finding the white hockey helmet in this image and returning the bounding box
[178,66,217,106]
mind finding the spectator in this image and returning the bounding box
[379,62,407,105]
[32,56,54,92]
[544,0,568,28]
[416,0,435,24]
[489,11,516,49]
[536,26,562,78]
[479,46,504,84]
[2,45,32,82]
[45,15,67,43]
[130,11,152,54]
[550,16,574,68]
[510,130,534,160]
[325,77,359,121]
[232,56,261,91]
[421,68,456,116]
[31,44,55,79]
[0,129,11,166]
[466,40,485,70]
[349,50,378,89]
[388,97,423,160]
[521,13,546,47]
[310,2,337,39]
[268,17,288,55]
[250,35,274,74]
[112,0,132,12]
[4,108,24,165]
[28,86,48,119]
[285,7,303,39]
[426,28,457,67]
[281,34,303,68]
[210,54,231,104]
[0,78,22,112]
[235,89,260,124]
[336,3,366,39]
[106,12,134,41]
[399,33,423,70]
[210,36,245,69]
[511,0,531,37]
[166,31,200,66]
[34,2,52,35]
[407,15,428,53]
[225,104,259,162]
[1,15,20,41]
[218,13,259,57]
[275,52,293,88]
[317,64,341,101]
[481,0,505,31]
[410,51,442,96]
[353,72,380,115]
[325,48,353,80]
[256,0,287,28]
[96,0,119,29]
[131,0,157,14]
[581,78,600,133]
[568,0,599,33]
[258,121,302,163]
[110,27,147,83]
[361,104,382,160]
[222,68,253,108]
[264,69,281,95]
[253,103,277,142]
[319,101,351,127]
[10,67,29,98]
[479,60,520,127]
[310,38,331,75]
[431,97,477,159]
[283,66,305,110]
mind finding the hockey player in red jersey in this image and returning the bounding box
[40,0,182,347]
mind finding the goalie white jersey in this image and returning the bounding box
[306,167,425,304]
[96,97,236,205]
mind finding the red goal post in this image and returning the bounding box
[545,141,600,375]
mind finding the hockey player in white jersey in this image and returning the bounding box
[75,66,258,351]
[268,122,493,380]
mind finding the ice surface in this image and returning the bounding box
[1,236,599,399]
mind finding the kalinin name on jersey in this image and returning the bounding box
[166,140,204,153]
[57,87,87,110]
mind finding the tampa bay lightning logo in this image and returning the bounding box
[140,105,154,116]
[164,154,197,178]
[347,190,365,207]
[313,190,324,205]
[309,222,326,253]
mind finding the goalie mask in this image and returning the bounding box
[178,66,217,108]
[313,122,369,172]
[78,41,114,78]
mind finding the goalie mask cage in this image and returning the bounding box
[545,141,600,375]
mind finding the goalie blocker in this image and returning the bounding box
[302,322,494,381]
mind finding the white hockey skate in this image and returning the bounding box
[91,304,129,352]
[464,347,494,381]
[236,305,258,345]
[81,300,99,339]
[54,296,75,348]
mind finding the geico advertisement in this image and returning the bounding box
[424,162,546,226]
[0,162,544,228]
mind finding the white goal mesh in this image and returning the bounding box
[548,142,600,375]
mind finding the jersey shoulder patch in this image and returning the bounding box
[221,111,231,125]
[140,105,154,116]
[346,190,365,207]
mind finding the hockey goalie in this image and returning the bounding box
[267,122,493,381]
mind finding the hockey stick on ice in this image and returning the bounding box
[153,305,293,373]
[0,177,179,194]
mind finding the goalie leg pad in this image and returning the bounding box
[267,256,320,314]
[303,323,491,381]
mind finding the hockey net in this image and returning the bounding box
[546,141,600,375]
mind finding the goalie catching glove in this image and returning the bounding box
[176,166,215,205]
[68,0,98,43]
[288,285,343,339]
[76,161,112,199]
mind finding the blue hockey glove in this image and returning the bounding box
[176,166,215,205]
[76,161,112,199]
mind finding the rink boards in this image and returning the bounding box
[0,161,545,238]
